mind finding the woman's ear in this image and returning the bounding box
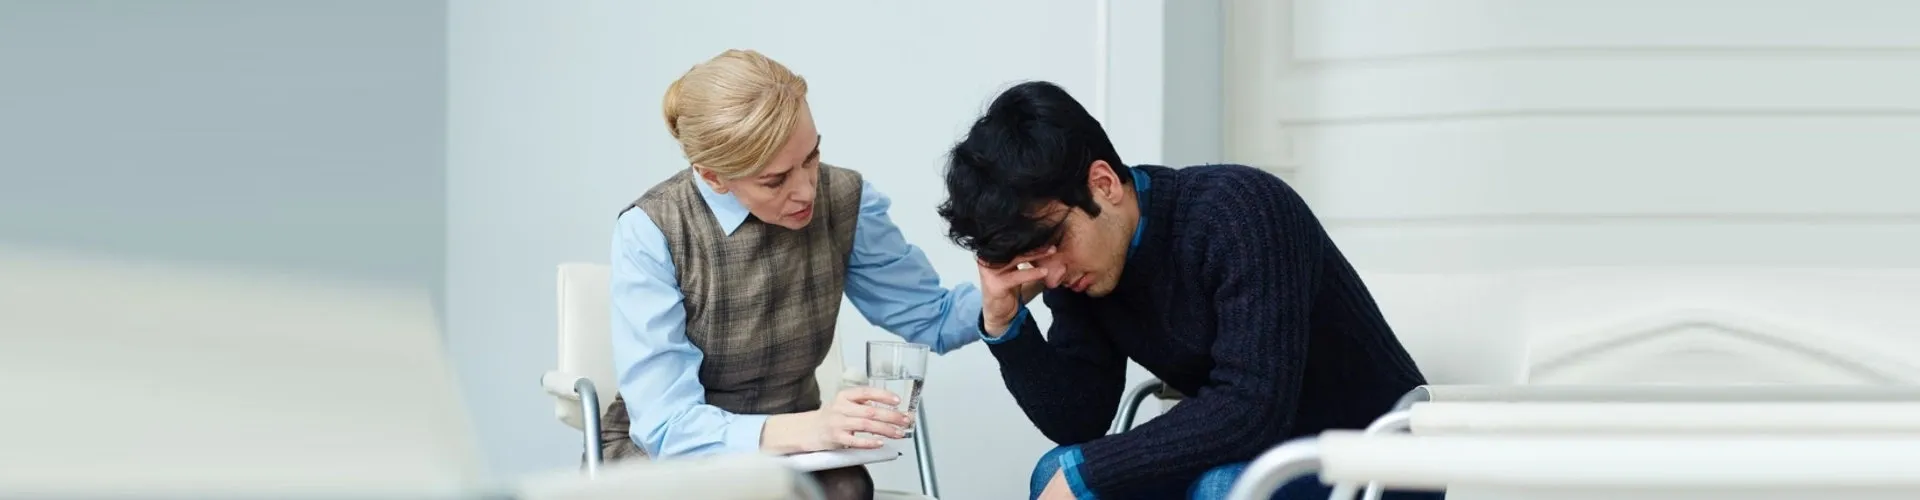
[693,165,730,194]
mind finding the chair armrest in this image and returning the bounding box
[543,371,587,401]
[543,371,599,430]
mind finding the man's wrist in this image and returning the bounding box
[980,307,1029,344]
[984,318,1011,338]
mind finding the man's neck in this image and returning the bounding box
[1122,171,1151,259]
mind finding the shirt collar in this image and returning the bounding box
[691,170,751,235]
[1125,167,1151,258]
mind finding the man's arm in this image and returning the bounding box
[1070,176,1324,498]
[983,291,1128,447]
[843,180,984,355]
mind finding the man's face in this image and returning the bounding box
[1007,162,1136,297]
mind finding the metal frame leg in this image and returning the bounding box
[913,402,939,498]
[574,378,604,478]
[1351,409,1416,500]
[1224,438,1323,500]
[1112,380,1165,434]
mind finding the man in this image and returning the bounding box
[936,81,1441,500]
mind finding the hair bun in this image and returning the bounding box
[661,76,686,140]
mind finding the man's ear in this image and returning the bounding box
[1087,160,1121,202]
[694,165,730,194]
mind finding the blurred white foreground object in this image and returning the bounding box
[1228,431,1920,500]
[517,453,821,500]
[0,248,849,499]
[0,246,487,497]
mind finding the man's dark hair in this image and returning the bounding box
[937,81,1129,265]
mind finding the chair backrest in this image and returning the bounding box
[556,263,619,427]
[554,262,853,429]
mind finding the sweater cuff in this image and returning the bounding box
[980,306,1029,344]
[1059,446,1099,500]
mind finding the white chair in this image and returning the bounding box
[540,262,940,499]
[1347,384,1920,500]
[1388,383,1920,412]
[1229,431,1920,500]
[1393,401,1920,436]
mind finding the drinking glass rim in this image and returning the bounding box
[866,340,929,351]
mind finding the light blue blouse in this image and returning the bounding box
[609,175,982,458]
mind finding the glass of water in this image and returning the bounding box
[865,341,927,437]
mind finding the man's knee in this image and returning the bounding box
[1029,445,1080,497]
[810,465,874,500]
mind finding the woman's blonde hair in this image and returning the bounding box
[662,49,810,181]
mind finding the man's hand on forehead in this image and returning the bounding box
[1015,245,1057,263]
[976,245,1056,271]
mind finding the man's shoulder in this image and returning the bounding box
[1165,164,1300,210]
[1170,163,1288,189]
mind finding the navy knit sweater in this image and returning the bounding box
[984,164,1429,498]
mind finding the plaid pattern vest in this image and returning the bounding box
[598,164,862,460]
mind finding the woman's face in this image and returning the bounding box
[697,104,822,230]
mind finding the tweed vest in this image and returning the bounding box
[598,164,862,461]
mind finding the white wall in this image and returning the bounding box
[0,2,465,495]
[0,0,446,293]
[446,2,1216,497]
[1225,0,1920,388]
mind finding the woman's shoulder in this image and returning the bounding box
[635,168,699,205]
[820,162,864,188]
[819,163,867,207]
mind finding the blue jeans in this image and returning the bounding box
[1030,445,1445,500]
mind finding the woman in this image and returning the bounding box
[598,49,984,500]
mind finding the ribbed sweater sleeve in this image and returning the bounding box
[983,292,1129,446]
[1074,175,1324,498]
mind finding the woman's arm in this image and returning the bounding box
[613,209,909,456]
[610,209,771,457]
[842,180,984,354]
